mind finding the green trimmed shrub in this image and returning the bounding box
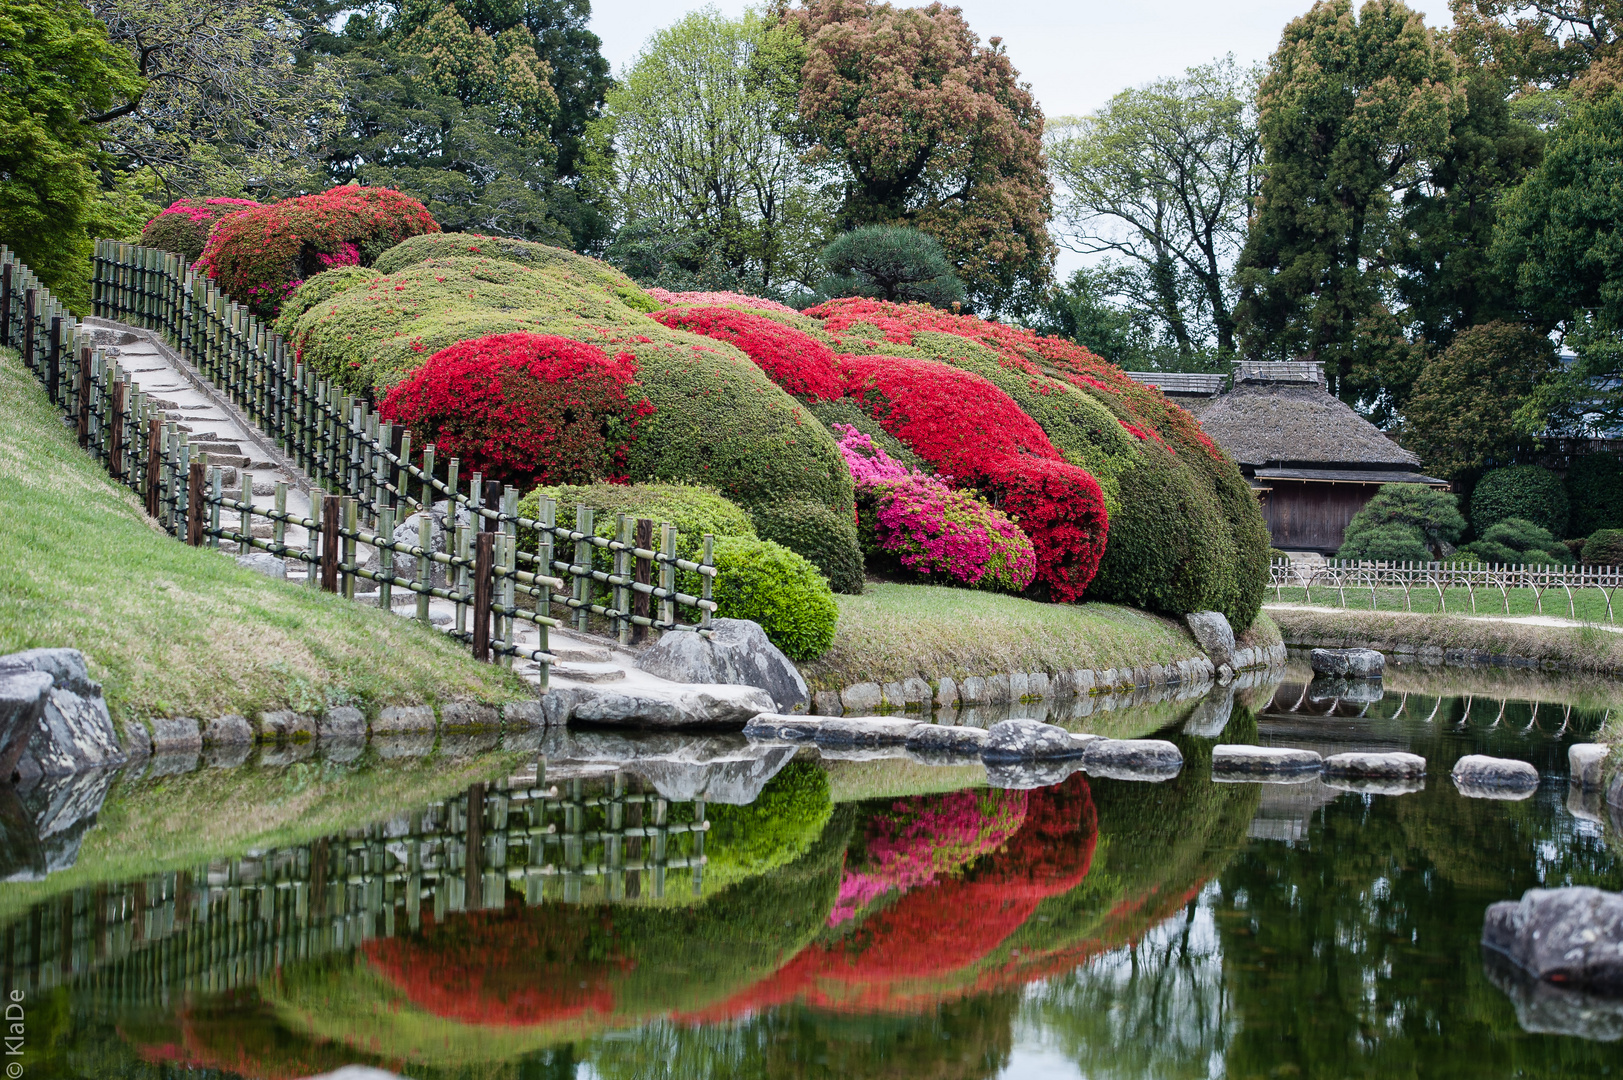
[1339,483,1465,557]
[141,197,262,261]
[819,225,965,307]
[1088,445,1236,616]
[372,232,662,312]
[516,482,757,564]
[1187,449,1273,627]
[1464,518,1572,565]
[804,399,929,473]
[704,761,834,886]
[1470,465,1569,537]
[1567,455,1623,537]
[747,497,865,594]
[1582,529,1623,566]
[710,536,839,660]
[1338,523,1432,562]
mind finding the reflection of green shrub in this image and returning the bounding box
[1465,518,1572,565]
[711,537,839,660]
[1568,455,1623,537]
[1583,529,1623,566]
[705,761,834,886]
[1471,464,1569,537]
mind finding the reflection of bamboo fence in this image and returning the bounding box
[0,773,707,1006]
[1270,557,1623,622]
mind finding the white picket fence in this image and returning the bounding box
[1269,557,1623,622]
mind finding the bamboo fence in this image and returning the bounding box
[0,772,709,1004]
[1271,556,1623,622]
[1,243,726,685]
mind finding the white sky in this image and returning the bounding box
[589,0,1457,119]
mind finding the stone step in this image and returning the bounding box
[197,452,251,469]
[550,662,627,683]
[551,646,614,663]
[193,441,245,456]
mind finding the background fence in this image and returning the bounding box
[1271,557,1623,622]
[1,243,724,686]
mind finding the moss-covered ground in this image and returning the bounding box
[0,347,530,727]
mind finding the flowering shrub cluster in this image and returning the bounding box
[652,306,842,400]
[140,198,263,262]
[835,424,1035,590]
[837,354,1108,599]
[196,185,440,317]
[379,333,653,490]
[645,287,803,316]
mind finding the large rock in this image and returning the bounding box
[1483,887,1623,994]
[559,681,774,728]
[1310,648,1385,677]
[1570,744,1610,791]
[235,553,286,579]
[0,671,54,780]
[1082,738,1183,781]
[905,723,989,757]
[0,649,126,780]
[982,719,1088,762]
[1185,611,1236,669]
[1452,754,1540,797]
[365,503,473,589]
[1211,744,1322,778]
[636,618,809,713]
[1322,752,1425,780]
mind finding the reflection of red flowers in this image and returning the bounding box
[651,306,842,400]
[680,775,1098,1019]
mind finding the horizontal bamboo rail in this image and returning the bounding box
[1270,556,1623,622]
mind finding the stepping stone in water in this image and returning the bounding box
[1082,738,1183,781]
[1322,751,1426,780]
[1453,754,1540,799]
[1212,744,1322,779]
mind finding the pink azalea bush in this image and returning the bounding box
[830,789,1029,926]
[643,287,803,317]
[834,424,1036,590]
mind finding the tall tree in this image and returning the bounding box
[0,0,142,308]
[1233,0,1463,410]
[777,0,1054,315]
[597,9,833,294]
[1449,0,1623,97]
[1046,57,1261,360]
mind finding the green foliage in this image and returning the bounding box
[371,231,658,309]
[1470,464,1569,537]
[1337,487,1467,555]
[1464,517,1572,564]
[818,226,964,308]
[803,399,928,472]
[1582,529,1623,566]
[709,536,839,660]
[1568,454,1623,537]
[747,497,865,594]
[1088,445,1238,618]
[0,0,142,311]
[1029,267,1146,370]
[1338,522,1433,562]
[515,481,757,563]
[1234,0,1461,411]
[1401,320,1557,480]
[704,761,834,884]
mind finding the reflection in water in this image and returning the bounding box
[2,679,1623,1078]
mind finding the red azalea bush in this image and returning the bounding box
[195,185,439,316]
[140,197,262,261]
[379,333,654,490]
[837,354,1108,599]
[651,306,842,400]
[645,287,803,316]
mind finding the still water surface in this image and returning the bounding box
[3,666,1622,1079]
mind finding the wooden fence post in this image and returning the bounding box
[186,461,206,546]
[22,288,35,373]
[0,262,10,348]
[632,518,653,644]
[144,416,162,518]
[46,315,61,404]
[473,531,495,661]
[320,497,341,592]
[110,380,126,479]
[77,346,92,447]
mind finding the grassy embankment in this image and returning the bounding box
[802,581,1280,691]
[0,347,530,730]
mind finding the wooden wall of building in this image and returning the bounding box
[1260,481,1378,552]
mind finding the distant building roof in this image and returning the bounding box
[1123,371,1226,397]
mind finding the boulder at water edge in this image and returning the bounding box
[0,649,125,780]
[1483,887,1623,994]
[1184,611,1235,669]
[906,723,990,757]
[637,618,810,713]
[1310,648,1386,677]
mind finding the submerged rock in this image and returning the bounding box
[1306,675,1385,706]
[1483,887,1623,995]
[1322,752,1425,780]
[1310,648,1385,678]
[636,618,810,713]
[982,719,1088,762]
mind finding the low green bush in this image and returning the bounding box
[1464,518,1572,564]
[517,482,757,563]
[372,232,662,312]
[1582,529,1623,566]
[710,536,839,660]
[1088,445,1237,617]
[1189,450,1273,627]
[1341,483,1465,551]
[747,497,864,594]
[1470,464,1569,538]
[1338,523,1433,562]
[1567,454,1623,537]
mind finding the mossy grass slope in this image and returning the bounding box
[0,347,528,726]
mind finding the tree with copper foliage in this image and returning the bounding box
[774,0,1054,316]
[1449,0,1623,102]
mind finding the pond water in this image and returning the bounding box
[3,665,1623,1079]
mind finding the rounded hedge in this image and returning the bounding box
[1582,529,1623,566]
[197,186,439,316]
[1465,518,1572,565]
[1470,464,1569,538]
[651,306,843,401]
[747,498,865,594]
[1338,523,1432,562]
[379,333,653,490]
[140,197,262,261]
[1567,454,1623,537]
[710,536,839,660]
[372,232,661,312]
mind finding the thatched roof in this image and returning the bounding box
[1187,381,1421,469]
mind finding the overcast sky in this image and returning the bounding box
[588,0,1457,119]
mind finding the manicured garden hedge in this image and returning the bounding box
[651,306,843,401]
[1567,454,1623,537]
[141,198,262,261]
[1470,464,1569,538]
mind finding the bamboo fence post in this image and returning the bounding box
[186,461,206,546]
[416,511,432,625]
[320,496,341,592]
[500,487,517,667]
[701,534,714,629]
[306,492,324,587]
[659,522,676,629]
[208,466,222,550]
[342,497,358,600]
[573,505,593,633]
[1,262,10,347]
[538,494,555,639]
[447,457,460,507]
[632,518,653,644]
[422,444,436,508]
[454,521,470,638]
[395,429,411,510]
[614,513,631,644]
[378,507,394,610]
[238,474,252,552]
[273,482,287,557]
[473,531,495,661]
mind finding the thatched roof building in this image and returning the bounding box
[1129,362,1445,552]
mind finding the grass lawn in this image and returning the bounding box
[1269,583,1623,623]
[0,347,530,728]
[799,581,1274,690]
